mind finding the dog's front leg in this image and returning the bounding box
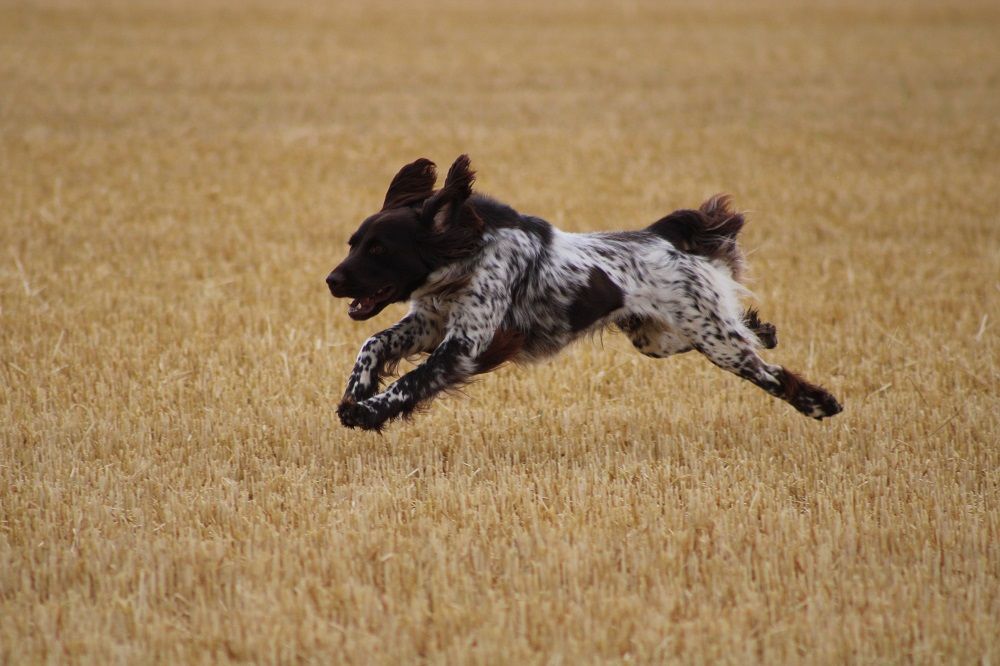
[338,332,483,430]
[341,309,444,405]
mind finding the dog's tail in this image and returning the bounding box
[646,194,746,281]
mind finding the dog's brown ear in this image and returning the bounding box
[382,158,437,210]
[421,155,481,232]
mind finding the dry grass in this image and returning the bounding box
[2,0,999,663]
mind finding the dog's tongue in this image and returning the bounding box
[348,297,376,318]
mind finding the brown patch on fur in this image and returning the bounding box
[568,267,625,332]
[777,367,807,401]
[475,328,526,372]
[777,368,843,419]
[647,194,746,280]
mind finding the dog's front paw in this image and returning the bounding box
[337,399,386,432]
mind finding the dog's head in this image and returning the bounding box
[326,155,483,320]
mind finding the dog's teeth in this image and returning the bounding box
[349,297,375,315]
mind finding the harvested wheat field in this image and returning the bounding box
[2,0,999,663]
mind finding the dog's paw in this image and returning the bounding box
[337,399,385,432]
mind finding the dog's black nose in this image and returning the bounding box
[326,270,346,295]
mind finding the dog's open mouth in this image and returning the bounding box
[348,286,394,320]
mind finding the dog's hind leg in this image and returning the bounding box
[686,321,842,419]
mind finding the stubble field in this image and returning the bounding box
[2,0,999,662]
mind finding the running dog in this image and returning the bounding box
[326,155,842,431]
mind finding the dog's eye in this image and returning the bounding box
[368,243,385,256]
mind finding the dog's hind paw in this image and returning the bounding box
[796,387,843,420]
